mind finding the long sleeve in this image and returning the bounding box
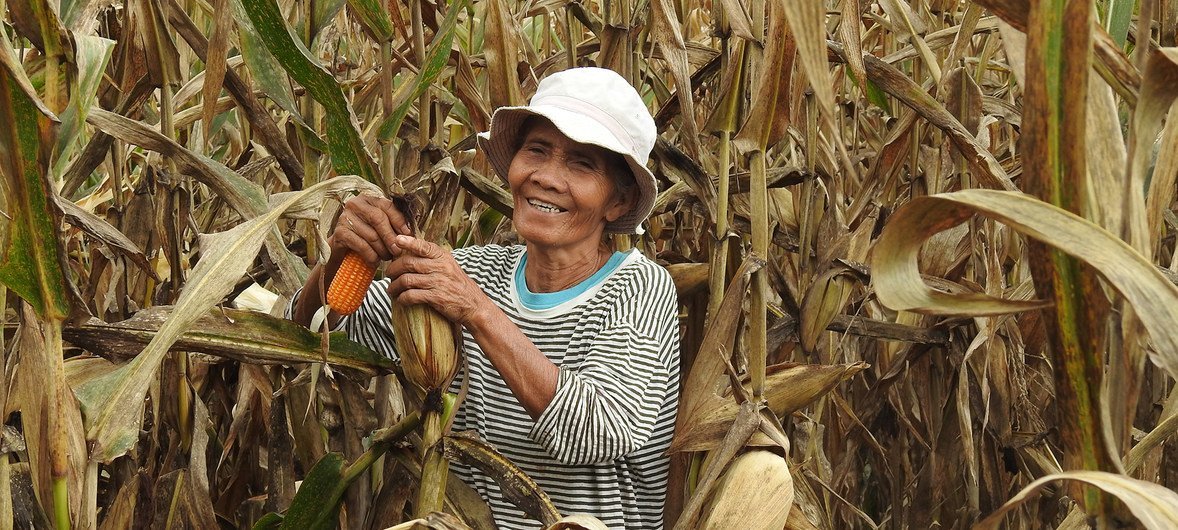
[527,268,679,465]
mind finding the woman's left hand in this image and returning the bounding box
[385,235,488,327]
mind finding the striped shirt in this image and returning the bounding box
[337,244,680,529]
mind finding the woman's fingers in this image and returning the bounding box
[384,240,484,325]
[332,196,414,261]
[391,235,445,259]
[329,223,382,264]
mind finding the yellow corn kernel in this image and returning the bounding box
[327,252,376,315]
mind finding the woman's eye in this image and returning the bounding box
[570,158,596,171]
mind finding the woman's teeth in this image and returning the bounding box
[528,199,564,213]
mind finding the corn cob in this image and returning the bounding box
[326,251,376,315]
[390,294,462,393]
[699,450,794,529]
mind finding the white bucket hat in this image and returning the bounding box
[476,67,658,234]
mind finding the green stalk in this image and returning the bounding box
[413,393,456,517]
[379,41,395,183]
[46,320,70,530]
[52,478,68,530]
[748,150,768,399]
[411,0,430,191]
[340,410,424,485]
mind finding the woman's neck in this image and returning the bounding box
[523,243,610,293]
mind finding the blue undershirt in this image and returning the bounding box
[515,251,627,310]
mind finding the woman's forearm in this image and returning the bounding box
[465,302,559,420]
[291,252,347,329]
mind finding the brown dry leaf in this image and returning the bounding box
[871,189,1178,381]
[733,0,794,152]
[837,0,866,89]
[798,268,855,354]
[96,474,138,530]
[674,255,762,434]
[650,0,701,157]
[54,194,157,280]
[11,306,87,527]
[668,262,709,298]
[942,67,982,137]
[1084,76,1127,234]
[972,471,1178,529]
[483,0,524,109]
[671,362,867,453]
[1146,104,1178,253]
[862,55,1016,191]
[1126,48,1178,253]
[715,0,757,42]
[200,0,232,147]
[780,0,840,150]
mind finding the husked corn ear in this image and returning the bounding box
[391,299,462,393]
[699,450,794,530]
[327,252,376,315]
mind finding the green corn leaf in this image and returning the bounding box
[0,35,72,321]
[231,0,305,125]
[63,306,395,376]
[240,0,381,185]
[277,453,345,530]
[52,35,115,178]
[376,0,464,142]
[347,0,395,42]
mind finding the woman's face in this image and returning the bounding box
[507,119,631,253]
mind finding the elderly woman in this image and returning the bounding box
[291,67,680,530]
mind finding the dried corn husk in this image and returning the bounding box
[699,450,794,530]
[390,300,462,393]
[545,515,610,530]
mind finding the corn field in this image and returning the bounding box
[2,0,1178,527]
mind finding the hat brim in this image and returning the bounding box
[477,105,656,235]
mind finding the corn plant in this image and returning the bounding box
[2,0,1178,528]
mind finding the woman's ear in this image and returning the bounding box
[604,186,634,223]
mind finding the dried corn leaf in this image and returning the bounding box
[973,471,1178,529]
[670,362,866,453]
[872,189,1178,382]
[74,176,381,463]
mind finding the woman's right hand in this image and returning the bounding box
[328,195,415,267]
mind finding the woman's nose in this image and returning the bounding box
[527,157,568,189]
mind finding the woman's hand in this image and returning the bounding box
[328,195,414,267]
[385,235,489,327]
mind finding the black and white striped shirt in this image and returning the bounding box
[340,244,680,529]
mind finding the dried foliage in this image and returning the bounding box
[2,0,1178,528]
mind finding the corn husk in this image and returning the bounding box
[699,450,794,530]
[545,514,609,530]
[390,301,462,393]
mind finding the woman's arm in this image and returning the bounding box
[387,236,680,465]
[385,235,560,418]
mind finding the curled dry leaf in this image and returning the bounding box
[871,189,1178,382]
[972,470,1178,529]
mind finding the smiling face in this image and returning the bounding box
[507,118,633,254]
